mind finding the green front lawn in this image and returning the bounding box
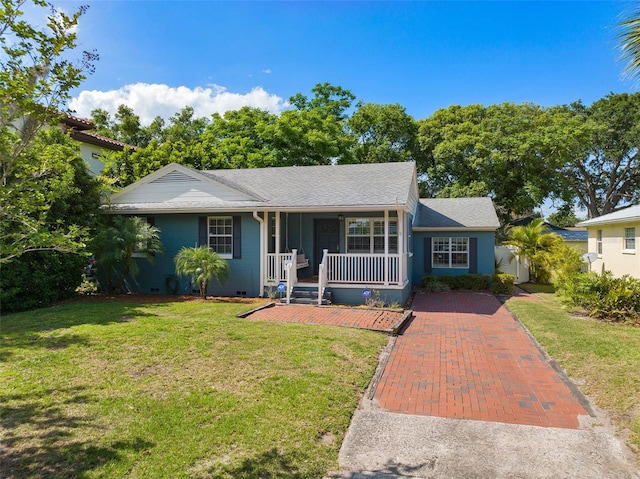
[507,291,640,454]
[0,298,388,478]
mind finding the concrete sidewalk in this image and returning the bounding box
[335,407,639,479]
[333,291,639,479]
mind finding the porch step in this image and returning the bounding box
[281,289,333,305]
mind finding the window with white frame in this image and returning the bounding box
[597,229,602,256]
[346,218,397,254]
[624,227,636,252]
[433,237,469,268]
[208,216,233,258]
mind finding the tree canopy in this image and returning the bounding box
[348,102,421,164]
[92,86,637,222]
[1,0,100,263]
[417,103,570,222]
[557,93,640,217]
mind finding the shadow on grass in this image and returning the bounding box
[207,448,312,479]
[0,385,154,478]
[0,302,161,360]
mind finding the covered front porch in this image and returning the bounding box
[255,210,411,305]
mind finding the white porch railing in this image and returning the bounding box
[326,253,402,285]
[266,252,294,284]
[266,252,405,288]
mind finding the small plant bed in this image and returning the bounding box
[556,272,640,325]
[0,299,387,478]
[422,273,515,295]
[506,291,640,457]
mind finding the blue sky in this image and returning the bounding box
[61,1,636,123]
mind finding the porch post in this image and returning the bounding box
[253,211,266,296]
[384,210,389,285]
[275,211,281,256]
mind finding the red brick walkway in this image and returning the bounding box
[247,304,406,333]
[374,292,589,429]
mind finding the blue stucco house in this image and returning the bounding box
[105,161,500,305]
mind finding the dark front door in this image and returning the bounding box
[314,219,340,275]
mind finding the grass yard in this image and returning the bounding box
[0,297,388,478]
[507,288,640,455]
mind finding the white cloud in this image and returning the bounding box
[69,83,287,124]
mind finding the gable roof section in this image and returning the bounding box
[578,204,640,227]
[106,162,418,213]
[107,163,265,212]
[413,198,500,230]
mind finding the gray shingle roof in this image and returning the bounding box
[413,198,500,229]
[203,162,417,208]
[578,204,640,226]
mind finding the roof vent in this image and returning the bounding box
[150,170,199,184]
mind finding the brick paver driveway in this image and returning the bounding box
[373,291,590,429]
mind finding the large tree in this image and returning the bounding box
[348,102,421,164]
[201,106,279,169]
[417,103,568,222]
[101,83,359,186]
[557,93,640,217]
[100,106,212,186]
[274,82,356,165]
[0,0,98,263]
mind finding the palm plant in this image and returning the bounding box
[619,6,640,81]
[93,216,163,292]
[504,218,562,283]
[174,246,230,299]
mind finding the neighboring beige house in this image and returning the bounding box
[61,115,133,175]
[578,205,640,278]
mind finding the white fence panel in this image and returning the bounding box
[495,246,529,284]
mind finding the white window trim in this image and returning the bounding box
[208,216,233,259]
[432,237,469,269]
[596,229,602,257]
[623,227,636,254]
[346,217,398,254]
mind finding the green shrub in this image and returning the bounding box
[421,275,437,287]
[491,273,515,295]
[421,274,493,292]
[0,252,85,313]
[421,275,450,292]
[428,281,451,292]
[557,271,640,324]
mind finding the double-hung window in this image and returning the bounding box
[208,216,233,258]
[346,218,398,254]
[596,230,603,256]
[432,237,469,268]
[624,227,636,253]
